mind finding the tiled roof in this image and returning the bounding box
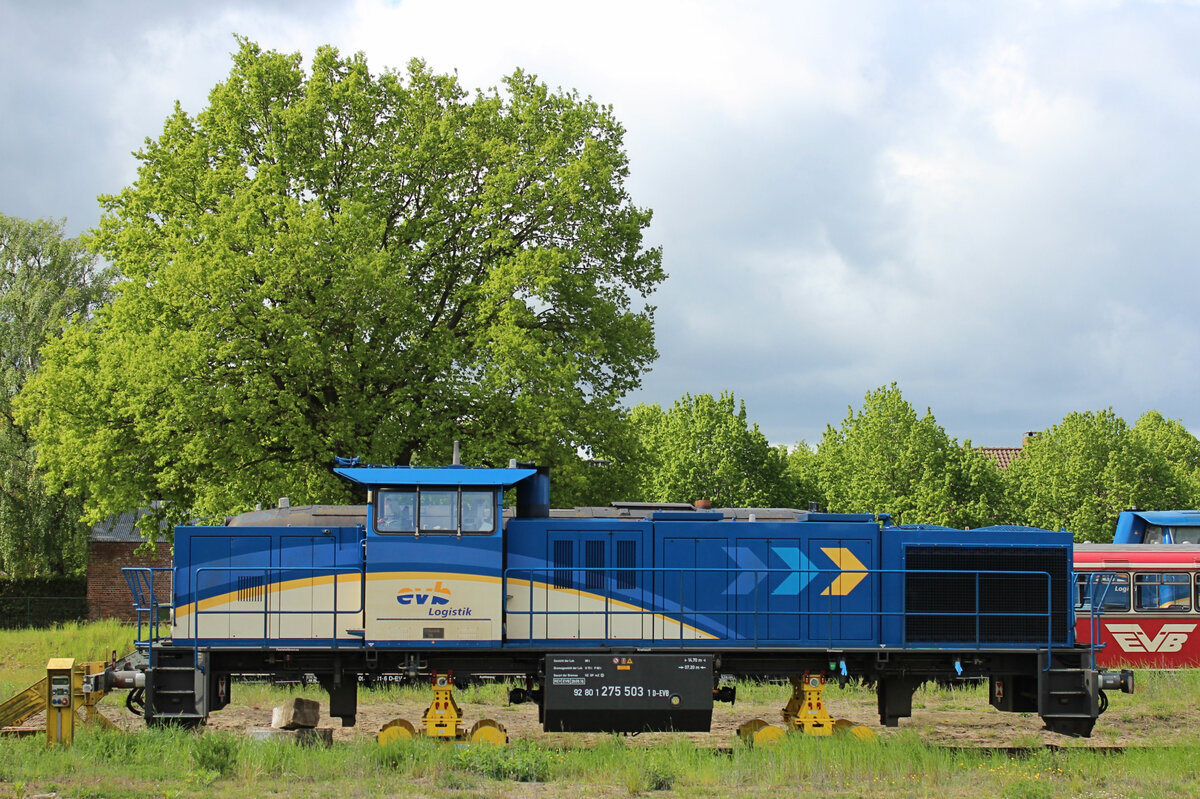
[978,446,1022,469]
[90,509,169,543]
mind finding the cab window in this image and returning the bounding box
[1134,572,1191,612]
[420,491,458,532]
[461,491,496,533]
[1173,526,1200,544]
[373,488,496,535]
[376,490,416,533]
[1074,573,1130,612]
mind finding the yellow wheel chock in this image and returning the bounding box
[738,672,875,744]
[376,717,416,745]
[736,717,787,746]
[376,671,507,746]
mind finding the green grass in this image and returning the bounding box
[2,726,1200,798]
[3,622,1200,797]
[0,620,134,698]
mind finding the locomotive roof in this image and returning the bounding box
[226,505,368,527]
[335,466,537,487]
[1122,510,1200,526]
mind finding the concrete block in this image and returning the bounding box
[248,727,334,747]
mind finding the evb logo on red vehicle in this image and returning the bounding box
[1107,623,1197,653]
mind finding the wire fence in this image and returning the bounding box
[0,597,147,628]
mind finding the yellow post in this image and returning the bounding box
[420,672,463,738]
[781,673,835,735]
[45,658,76,747]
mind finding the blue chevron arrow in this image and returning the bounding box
[771,546,816,596]
[723,546,767,595]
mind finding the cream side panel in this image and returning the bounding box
[174,577,364,642]
[270,577,364,640]
[506,584,710,641]
[366,574,501,641]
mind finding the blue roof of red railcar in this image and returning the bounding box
[1123,510,1200,526]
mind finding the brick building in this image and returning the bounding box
[87,510,171,622]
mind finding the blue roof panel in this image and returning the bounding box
[335,466,537,488]
[1128,510,1200,526]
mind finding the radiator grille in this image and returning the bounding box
[904,545,1070,644]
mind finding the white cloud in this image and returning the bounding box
[5,0,1200,446]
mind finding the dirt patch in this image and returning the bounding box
[184,681,1183,749]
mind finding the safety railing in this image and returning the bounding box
[502,565,1060,653]
[1077,571,1123,671]
[122,567,173,653]
[188,566,364,652]
[128,562,1066,659]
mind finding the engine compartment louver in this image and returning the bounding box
[904,545,1070,645]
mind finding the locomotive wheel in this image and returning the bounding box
[737,718,785,746]
[377,718,417,745]
[469,718,509,746]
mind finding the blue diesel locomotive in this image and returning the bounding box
[126,461,1132,737]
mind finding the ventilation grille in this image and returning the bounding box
[553,540,573,589]
[616,540,637,590]
[904,545,1070,645]
[236,575,265,603]
[585,540,605,591]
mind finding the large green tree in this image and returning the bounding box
[629,392,791,507]
[1006,409,1195,542]
[17,40,663,527]
[1130,410,1200,508]
[815,384,1004,527]
[0,214,109,575]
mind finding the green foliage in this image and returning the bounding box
[628,392,791,506]
[0,214,109,576]
[0,619,133,694]
[784,441,824,510]
[0,575,86,597]
[633,749,678,792]
[450,739,559,782]
[1005,409,1198,542]
[17,39,662,531]
[190,731,240,777]
[815,384,1004,527]
[1130,410,1200,507]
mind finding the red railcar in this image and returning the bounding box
[1074,544,1200,667]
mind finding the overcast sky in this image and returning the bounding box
[3,0,1198,447]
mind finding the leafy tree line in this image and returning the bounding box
[622,384,1200,543]
[3,41,1197,578]
[0,214,110,577]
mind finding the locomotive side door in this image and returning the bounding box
[544,526,649,641]
[806,536,875,644]
[660,534,728,640]
[732,537,801,643]
[179,531,270,642]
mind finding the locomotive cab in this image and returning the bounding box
[336,465,539,647]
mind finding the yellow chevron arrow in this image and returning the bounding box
[820,548,868,596]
